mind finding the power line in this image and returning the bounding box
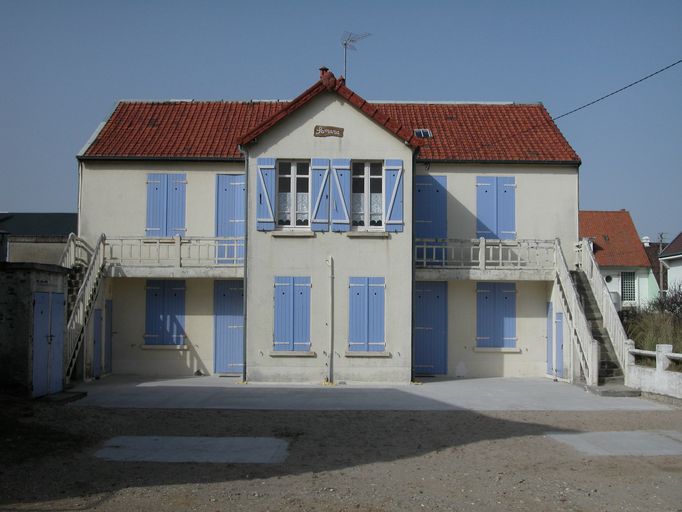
[477,57,682,150]
[553,58,682,121]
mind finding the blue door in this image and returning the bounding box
[415,176,447,265]
[555,312,564,378]
[49,293,64,394]
[32,293,50,397]
[413,281,447,375]
[216,174,245,264]
[105,300,113,374]
[214,280,244,374]
[546,302,553,375]
[93,308,102,378]
[32,292,64,397]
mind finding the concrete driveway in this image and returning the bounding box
[72,376,671,411]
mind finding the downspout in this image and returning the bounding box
[325,255,334,383]
[411,147,419,383]
[77,160,83,236]
[238,145,249,383]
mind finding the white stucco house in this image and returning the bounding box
[578,210,658,309]
[67,67,588,384]
[660,232,682,290]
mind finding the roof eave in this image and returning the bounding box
[77,155,245,163]
[418,158,581,166]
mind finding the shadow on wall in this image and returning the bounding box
[0,385,579,508]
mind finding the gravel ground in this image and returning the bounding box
[1,396,681,512]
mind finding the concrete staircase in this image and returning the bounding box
[571,270,640,397]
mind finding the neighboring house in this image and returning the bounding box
[0,213,78,264]
[642,238,668,294]
[71,67,583,383]
[660,232,682,289]
[578,210,656,309]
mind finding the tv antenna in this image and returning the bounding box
[341,31,371,82]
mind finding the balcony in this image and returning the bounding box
[104,236,244,278]
[414,238,557,281]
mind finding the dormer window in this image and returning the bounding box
[414,128,433,138]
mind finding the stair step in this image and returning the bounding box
[587,384,641,397]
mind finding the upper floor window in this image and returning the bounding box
[352,161,383,228]
[277,161,310,227]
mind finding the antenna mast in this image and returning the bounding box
[341,31,371,82]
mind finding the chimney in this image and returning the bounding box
[319,66,329,78]
[642,236,650,247]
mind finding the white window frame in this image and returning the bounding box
[351,161,384,231]
[276,160,310,229]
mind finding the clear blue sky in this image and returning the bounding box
[1,0,680,241]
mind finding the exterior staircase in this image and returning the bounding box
[60,233,107,384]
[571,270,640,397]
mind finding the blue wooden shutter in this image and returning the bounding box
[498,283,516,348]
[256,157,276,231]
[497,177,516,240]
[384,160,404,232]
[476,177,497,239]
[476,282,495,348]
[144,280,164,345]
[367,277,385,351]
[331,159,351,232]
[274,276,294,350]
[146,174,167,237]
[167,174,187,237]
[293,277,311,350]
[165,280,186,345]
[348,277,368,351]
[311,159,330,231]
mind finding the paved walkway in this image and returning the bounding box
[72,376,671,411]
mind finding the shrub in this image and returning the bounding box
[623,309,682,353]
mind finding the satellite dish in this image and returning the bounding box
[341,31,371,82]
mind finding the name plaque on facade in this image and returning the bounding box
[314,125,344,138]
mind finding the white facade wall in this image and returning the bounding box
[666,259,682,289]
[244,93,413,383]
[600,267,652,308]
[444,281,564,378]
[79,160,244,244]
[107,277,218,376]
[417,163,579,266]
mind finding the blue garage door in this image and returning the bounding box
[214,280,244,374]
[413,282,447,375]
[32,292,64,397]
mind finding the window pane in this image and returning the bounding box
[297,176,309,193]
[279,162,291,175]
[277,193,291,225]
[352,176,364,194]
[278,176,290,193]
[296,162,309,176]
[370,192,382,225]
[370,176,382,193]
[352,193,364,226]
[352,162,364,176]
[370,163,382,176]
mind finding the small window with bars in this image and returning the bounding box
[621,271,636,302]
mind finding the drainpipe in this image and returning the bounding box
[238,145,249,383]
[325,255,334,383]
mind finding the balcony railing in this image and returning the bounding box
[414,238,556,270]
[104,236,245,268]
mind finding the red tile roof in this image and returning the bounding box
[81,69,580,164]
[660,232,682,259]
[579,210,651,268]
